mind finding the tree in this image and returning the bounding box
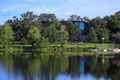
[68,15,81,21]
[6,12,38,41]
[20,11,37,28]
[83,16,90,23]
[46,22,58,43]
[66,21,80,41]
[39,14,61,38]
[103,28,109,43]
[104,12,120,35]
[89,16,109,43]
[56,31,69,43]
[0,24,14,54]
[34,37,49,53]
[97,27,109,43]
[66,21,76,35]
[38,13,57,22]
[90,17,107,29]
[37,13,58,33]
[61,31,69,43]
[26,25,49,53]
[88,28,98,43]
[112,32,120,43]
[27,25,41,45]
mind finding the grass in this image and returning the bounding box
[0,43,111,51]
[0,43,113,56]
[50,43,110,49]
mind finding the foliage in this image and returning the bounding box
[47,22,58,43]
[88,28,98,43]
[0,24,14,54]
[34,37,49,53]
[97,27,109,43]
[27,25,41,44]
[0,11,120,55]
[55,31,69,43]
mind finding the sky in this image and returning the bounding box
[0,0,120,24]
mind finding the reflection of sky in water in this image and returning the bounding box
[55,73,111,80]
[55,73,96,80]
[0,62,23,80]
[0,57,112,80]
[0,63,8,80]
[55,57,111,80]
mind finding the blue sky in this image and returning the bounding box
[0,0,120,24]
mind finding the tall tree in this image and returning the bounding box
[88,28,98,43]
[0,24,14,54]
[55,31,69,43]
[6,12,38,41]
[111,32,120,43]
[66,21,81,41]
[97,27,109,43]
[26,25,41,45]
[26,25,49,53]
[20,11,37,28]
[47,23,58,43]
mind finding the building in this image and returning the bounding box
[60,18,90,42]
[39,14,90,42]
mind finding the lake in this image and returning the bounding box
[0,53,120,80]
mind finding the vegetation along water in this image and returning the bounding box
[0,11,120,80]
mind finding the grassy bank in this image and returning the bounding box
[49,43,110,49]
[0,43,113,56]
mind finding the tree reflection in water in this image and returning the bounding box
[0,53,120,80]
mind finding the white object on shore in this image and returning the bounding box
[103,49,107,52]
[113,48,120,53]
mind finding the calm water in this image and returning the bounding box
[0,53,120,80]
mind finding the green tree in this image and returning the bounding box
[47,23,58,43]
[66,21,76,35]
[27,25,41,44]
[34,37,49,53]
[61,31,69,43]
[38,13,58,37]
[90,16,109,43]
[97,27,109,43]
[6,12,38,41]
[27,25,49,53]
[0,24,14,54]
[56,31,69,43]
[104,12,120,31]
[88,28,98,43]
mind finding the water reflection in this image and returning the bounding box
[0,53,120,80]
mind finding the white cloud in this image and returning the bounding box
[31,7,57,14]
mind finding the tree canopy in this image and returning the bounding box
[1,11,120,43]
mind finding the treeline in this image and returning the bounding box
[0,11,120,46]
